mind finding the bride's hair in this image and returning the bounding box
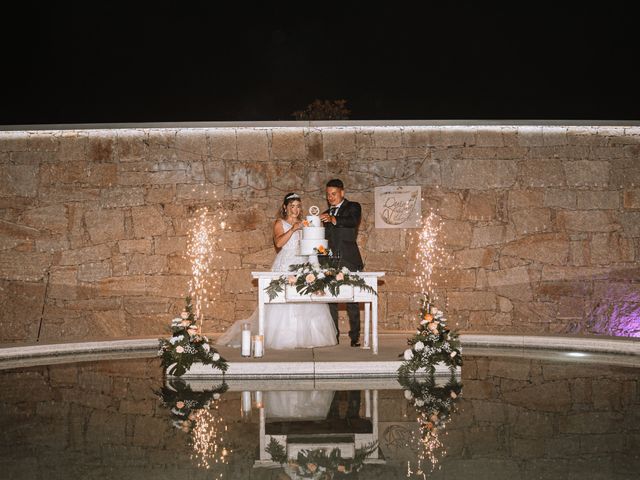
[279,192,303,220]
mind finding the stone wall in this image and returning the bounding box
[1,126,639,343]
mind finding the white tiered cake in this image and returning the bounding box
[299,207,329,256]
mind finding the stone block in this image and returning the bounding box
[203,160,226,185]
[0,251,51,281]
[100,186,145,208]
[619,212,640,237]
[0,280,44,343]
[271,129,306,160]
[322,128,356,159]
[97,275,147,296]
[486,266,533,301]
[127,254,167,275]
[87,410,126,444]
[501,233,569,265]
[557,210,617,232]
[145,275,190,298]
[590,232,635,264]
[447,291,497,311]
[576,190,620,210]
[512,208,552,235]
[78,260,112,282]
[85,208,126,244]
[0,164,38,197]
[118,239,152,254]
[454,248,496,268]
[564,160,610,187]
[242,247,275,268]
[439,220,473,248]
[153,236,187,255]
[504,381,571,412]
[59,244,111,267]
[222,269,255,293]
[175,129,208,161]
[559,412,624,434]
[20,205,68,233]
[115,129,147,162]
[236,129,269,161]
[123,296,169,315]
[623,189,640,209]
[470,224,516,247]
[518,159,566,188]
[544,189,576,209]
[131,205,167,238]
[175,183,222,202]
[463,191,496,221]
[441,159,518,189]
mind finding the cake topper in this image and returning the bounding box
[309,205,320,216]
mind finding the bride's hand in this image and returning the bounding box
[291,221,303,231]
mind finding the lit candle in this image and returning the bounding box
[254,390,263,408]
[253,335,264,358]
[241,323,251,357]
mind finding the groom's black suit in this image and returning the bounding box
[324,199,364,343]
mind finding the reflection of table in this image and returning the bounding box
[252,271,385,354]
[254,389,382,467]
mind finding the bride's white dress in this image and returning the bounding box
[216,219,337,350]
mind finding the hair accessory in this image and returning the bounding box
[285,193,300,200]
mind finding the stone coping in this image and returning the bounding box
[2,120,639,131]
[1,334,637,362]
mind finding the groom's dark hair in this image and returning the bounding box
[326,178,344,189]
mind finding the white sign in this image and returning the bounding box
[374,186,421,228]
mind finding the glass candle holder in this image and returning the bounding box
[253,335,264,358]
[241,323,252,357]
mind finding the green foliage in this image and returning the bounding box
[266,263,376,301]
[397,295,463,377]
[158,296,229,377]
[267,438,378,477]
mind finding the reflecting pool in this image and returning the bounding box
[1,351,639,479]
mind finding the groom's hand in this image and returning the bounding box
[320,213,335,224]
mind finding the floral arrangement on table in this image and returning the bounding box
[397,295,462,377]
[265,262,376,301]
[158,296,229,377]
[156,378,228,432]
[266,438,378,479]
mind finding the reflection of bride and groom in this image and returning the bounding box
[217,178,364,350]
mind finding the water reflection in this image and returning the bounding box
[157,379,231,477]
[1,354,639,479]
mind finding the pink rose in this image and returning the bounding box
[175,346,184,353]
[305,273,316,283]
[176,401,185,409]
[288,275,297,285]
[335,272,344,281]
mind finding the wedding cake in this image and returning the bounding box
[299,206,329,256]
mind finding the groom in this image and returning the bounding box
[320,179,364,347]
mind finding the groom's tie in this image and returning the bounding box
[329,206,337,216]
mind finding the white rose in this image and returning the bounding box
[212,353,220,361]
[404,390,413,400]
[341,266,350,274]
[414,341,425,352]
[403,349,414,361]
[180,311,189,319]
[172,317,182,324]
[450,351,457,358]
[317,272,325,279]
[420,319,428,325]
[169,336,179,345]
[415,399,425,407]
[202,343,210,352]
[213,393,221,400]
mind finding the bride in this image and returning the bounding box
[216,192,337,350]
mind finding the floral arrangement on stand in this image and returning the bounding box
[156,378,229,432]
[265,262,376,301]
[158,296,229,377]
[266,438,378,479]
[398,295,463,377]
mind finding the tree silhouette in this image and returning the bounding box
[292,99,351,120]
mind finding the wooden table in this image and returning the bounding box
[251,272,385,354]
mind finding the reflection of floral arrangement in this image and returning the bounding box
[266,438,378,479]
[158,296,228,377]
[265,262,376,301]
[313,245,332,256]
[398,295,462,377]
[156,378,228,432]
[398,375,462,476]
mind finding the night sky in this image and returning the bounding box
[2,2,638,125]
